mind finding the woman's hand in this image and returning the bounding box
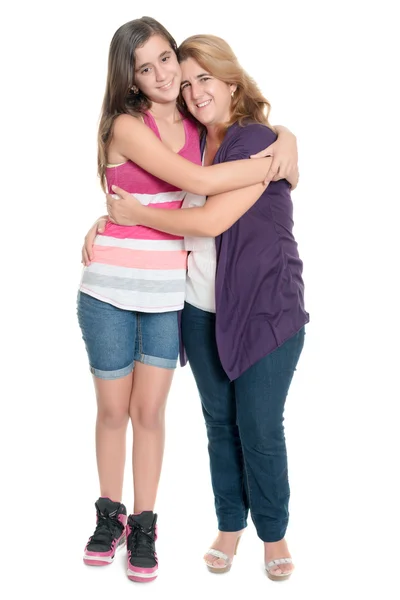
[251,126,299,189]
[81,215,108,266]
[106,185,143,226]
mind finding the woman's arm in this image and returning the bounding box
[113,115,272,196]
[81,215,108,265]
[108,181,268,238]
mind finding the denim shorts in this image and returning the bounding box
[77,292,179,379]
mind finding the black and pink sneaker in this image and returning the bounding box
[83,497,127,566]
[126,511,158,582]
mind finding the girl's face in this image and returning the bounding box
[134,35,181,104]
[180,57,236,128]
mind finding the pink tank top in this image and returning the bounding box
[80,113,201,312]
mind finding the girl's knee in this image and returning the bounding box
[97,407,130,430]
[130,401,166,430]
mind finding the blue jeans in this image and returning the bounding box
[181,302,305,542]
[77,292,179,379]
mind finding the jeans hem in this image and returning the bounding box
[255,526,288,543]
[217,519,248,532]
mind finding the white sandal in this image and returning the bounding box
[265,558,294,581]
[204,536,241,574]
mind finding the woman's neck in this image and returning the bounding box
[205,124,220,146]
[203,126,221,165]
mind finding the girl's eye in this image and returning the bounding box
[201,77,211,83]
[141,67,150,74]
[161,56,170,63]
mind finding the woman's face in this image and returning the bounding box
[180,57,236,127]
[134,34,182,104]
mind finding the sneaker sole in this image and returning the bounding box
[127,567,158,583]
[83,535,126,566]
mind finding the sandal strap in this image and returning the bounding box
[266,558,293,570]
[206,548,230,563]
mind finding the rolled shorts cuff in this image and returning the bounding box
[137,353,177,370]
[90,361,134,380]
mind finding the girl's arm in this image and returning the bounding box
[256,125,299,188]
[113,114,272,196]
[107,123,286,237]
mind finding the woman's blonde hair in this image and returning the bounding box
[177,35,274,142]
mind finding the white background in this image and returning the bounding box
[1,0,399,598]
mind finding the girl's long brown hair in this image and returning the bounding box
[97,17,178,191]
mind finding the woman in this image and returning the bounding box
[78,17,298,584]
[101,34,309,581]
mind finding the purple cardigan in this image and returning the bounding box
[180,121,309,380]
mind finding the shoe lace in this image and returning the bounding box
[127,519,155,558]
[90,511,124,546]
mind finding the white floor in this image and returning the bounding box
[4,358,399,599]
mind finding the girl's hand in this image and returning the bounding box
[251,127,299,188]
